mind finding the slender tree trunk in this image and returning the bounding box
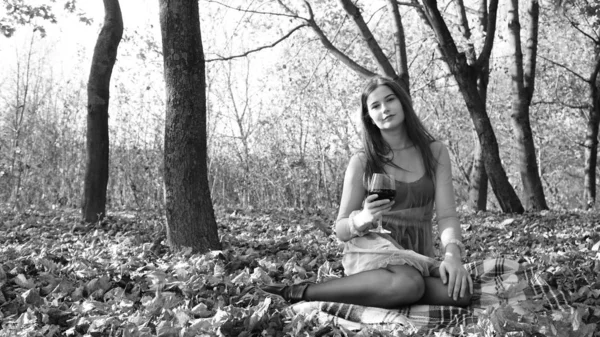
[421,0,524,213]
[159,0,221,253]
[584,57,600,209]
[387,0,410,90]
[82,0,123,223]
[506,0,548,210]
[469,131,488,211]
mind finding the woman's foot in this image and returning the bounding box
[260,282,312,303]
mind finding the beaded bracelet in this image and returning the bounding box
[348,211,368,238]
[444,238,466,259]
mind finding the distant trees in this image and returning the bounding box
[82,0,123,223]
[547,0,600,209]
[158,0,221,252]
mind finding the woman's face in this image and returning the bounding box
[366,85,405,131]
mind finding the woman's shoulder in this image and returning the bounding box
[349,151,367,168]
[428,140,448,157]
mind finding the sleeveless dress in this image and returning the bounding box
[341,174,441,277]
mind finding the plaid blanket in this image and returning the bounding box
[284,258,573,336]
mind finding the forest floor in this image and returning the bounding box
[0,205,599,336]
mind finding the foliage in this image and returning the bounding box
[0,205,599,336]
[0,0,91,37]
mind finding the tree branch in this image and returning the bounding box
[475,0,498,69]
[299,1,376,79]
[531,100,590,110]
[206,0,303,20]
[420,0,462,69]
[337,0,397,79]
[454,0,476,64]
[523,0,539,105]
[569,20,599,45]
[206,24,308,62]
[396,1,422,9]
[387,0,410,89]
[538,55,588,82]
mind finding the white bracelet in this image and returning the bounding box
[444,239,466,258]
[348,211,368,238]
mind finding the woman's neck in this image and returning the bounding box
[381,127,412,150]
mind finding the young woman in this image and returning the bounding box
[262,76,472,308]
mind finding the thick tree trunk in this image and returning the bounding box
[421,0,524,213]
[467,0,490,211]
[82,0,123,223]
[159,0,221,253]
[506,0,548,210]
[456,69,524,213]
[584,58,600,209]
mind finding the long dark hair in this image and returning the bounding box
[358,76,437,185]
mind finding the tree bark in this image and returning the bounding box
[468,130,488,211]
[420,0,524,213]
[82,0,123,223]
[584,57,600,209]
[159,0,221,252]
[467,0,490,211]
[506,0,548,210]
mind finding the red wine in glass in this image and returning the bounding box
[367,174,396,233]
[368,189,396,202]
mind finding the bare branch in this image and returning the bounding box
[538,55,588,82]
[387,0,409,89]
[205,0,303,20]
[338,0,397,79]
[454,0,476,64]
[567,19,600,44]
[396,1,421,8]
[589,55,600,85]
[523,0,539,105]
[531,100,590,110]
[206,24,308,62]
[300,1,376,78]
[475,0,498,69]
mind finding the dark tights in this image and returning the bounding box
[303,264,472,309]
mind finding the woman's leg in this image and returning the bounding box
[303,264,425,309]
[418,277,472,307]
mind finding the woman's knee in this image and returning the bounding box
[385,265,425,303]
[455,290,473,307]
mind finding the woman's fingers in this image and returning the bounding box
[468,274,474,294]
[459,275,468,298]
[439,264,447,285]
[447,272,456,298]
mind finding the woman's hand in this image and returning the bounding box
[439,255,473,301]
[353,194,394,232]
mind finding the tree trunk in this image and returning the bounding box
[467,0,490,211]
[584,57,600,209]
[506,0,548,210]
[82,0,123,223]
[159,0,221,253]
[421,0,524,213]
[387,0,410,90]
[468,131,488,211]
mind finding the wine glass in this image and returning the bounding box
[367,173,396,233]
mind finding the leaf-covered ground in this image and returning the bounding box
[0,205,599,336]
